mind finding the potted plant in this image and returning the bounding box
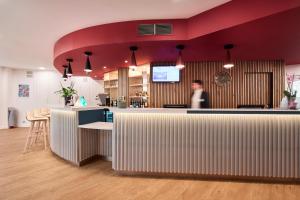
[284,74,297,109]
[55,82,77,106]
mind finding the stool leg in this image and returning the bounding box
[23,121,33,153]
[32,121,40,145]
[34,121,40,144]
[43,121,47,150]
[47,119,50,146]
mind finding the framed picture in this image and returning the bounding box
[18,84,30,97]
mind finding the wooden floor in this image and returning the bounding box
[0,128,300,200]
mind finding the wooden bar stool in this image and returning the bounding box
[23,111,49,153]
[40,108,51,135]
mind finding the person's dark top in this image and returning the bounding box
[191,91,210,108]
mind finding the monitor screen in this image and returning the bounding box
[152,66,180,82]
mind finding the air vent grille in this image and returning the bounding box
[26,71,33,78]
[138,23,172,35]
[155,24,172,35]
[138,24,155,35]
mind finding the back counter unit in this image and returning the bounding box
[50,107,300,181]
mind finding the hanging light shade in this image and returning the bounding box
[62,65,68,81]
[66,58,73,76]
[129,46,138,71]
[84,51,93,73]
[176,45,185,70]
[223,44,234,69]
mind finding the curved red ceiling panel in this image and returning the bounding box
[53,0,300,79]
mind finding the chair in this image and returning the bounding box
[23,111,49,153]
[40,108,51,138]
[40,108,50,116]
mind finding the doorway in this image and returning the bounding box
[243,72,273,108]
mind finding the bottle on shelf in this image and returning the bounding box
[129,99,133,108]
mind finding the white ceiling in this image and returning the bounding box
[0,0,230,70]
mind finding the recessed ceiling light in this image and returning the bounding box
[124,60,128,63]
[39,67,45,70]
[103,66,107,69]
[94,75,97,78]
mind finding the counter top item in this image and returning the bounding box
[78,122,113,130]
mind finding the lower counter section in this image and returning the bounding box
[113,112,300,180]
[50,108,112,166]
[80,129,112,162]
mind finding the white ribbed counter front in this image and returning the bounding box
[50,106,300,181]
[112,109,300,181]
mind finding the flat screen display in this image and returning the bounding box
[152,66,180,82]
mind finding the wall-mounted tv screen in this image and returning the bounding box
[152,66,180,82]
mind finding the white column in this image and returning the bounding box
[0,67,11,129]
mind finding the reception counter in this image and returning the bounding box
[50,106,112,165]
[50,107,300,181]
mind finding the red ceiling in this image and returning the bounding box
[53,0,300,79]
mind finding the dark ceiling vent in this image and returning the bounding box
[138,24,155,35]
[155,24,172,35]
[138,24,172,35]
[26,71,33,78]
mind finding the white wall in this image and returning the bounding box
[0,67,12,129]
[3,69,103,128]
[285,64,300,75]
[285,64,300,94]
[283,64,300,108]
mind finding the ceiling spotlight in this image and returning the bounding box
[176,44,185,70]
[223,44,234,69]
[62,65,68,81]
[129,46,138,71]
[66,58,73,77]
[124,60,128,63]
[84,51,92,73]
[103,66,107,69]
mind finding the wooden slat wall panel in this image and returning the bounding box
[243,73,271,106]
[150,60,285,108]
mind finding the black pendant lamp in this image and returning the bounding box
[66,58,73,76]
[84,51,92,73]
[223,44,234,69]
[129,46,138,71]
[175,45,185,70]
[62,65,68,81]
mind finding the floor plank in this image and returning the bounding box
[0,128,299,200]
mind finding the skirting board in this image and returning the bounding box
[114,170,300,184]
